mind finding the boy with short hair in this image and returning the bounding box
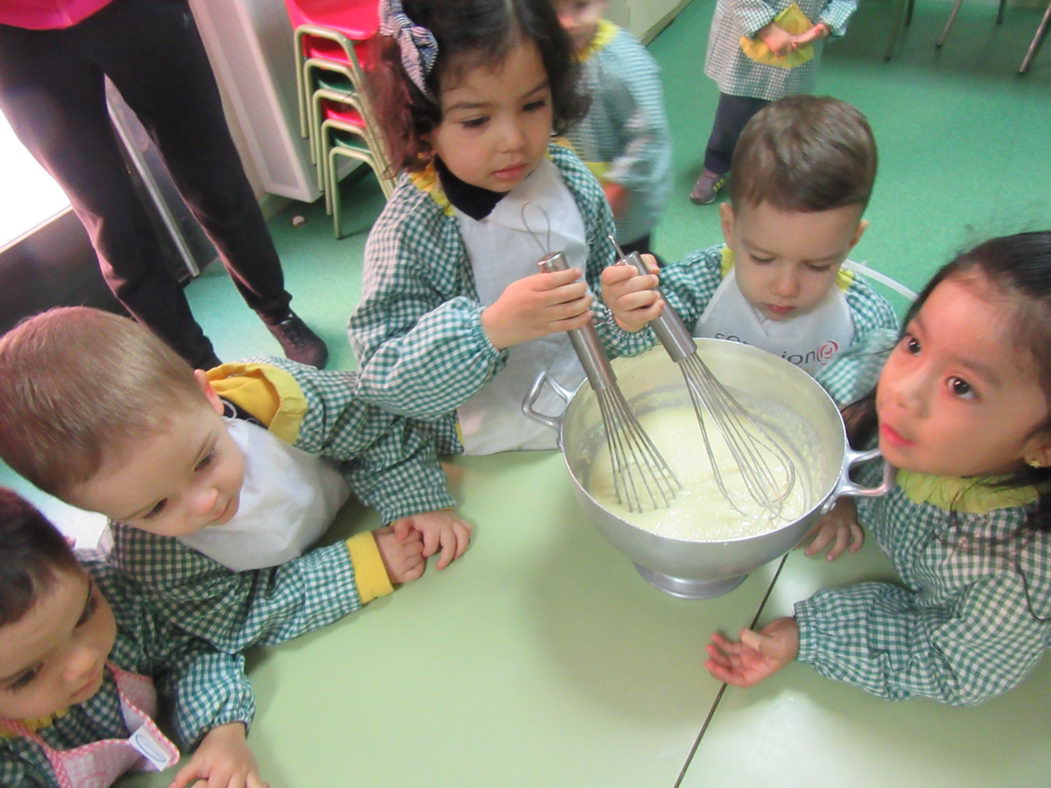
[0,307,470,651]
[602,94,898,406]
[551,0,672,257]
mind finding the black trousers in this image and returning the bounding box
[703,93,771,175]
[0,0,292,367]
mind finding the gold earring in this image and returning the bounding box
[1026,458,1044,468]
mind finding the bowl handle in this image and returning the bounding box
[521,370,573,433]
[821,447,895,514]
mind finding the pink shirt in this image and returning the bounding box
[0,0,117,30]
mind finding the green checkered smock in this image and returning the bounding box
[796,461,1051,705]
[0,558,258,785]
[705,0,858,100]
[349,144,654,453]
[651,244,899,405]
[107,356,455,653]
[563,21,671,246]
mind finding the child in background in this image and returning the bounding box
[0,307,470,653]
[603,96,898,407]
[707,232,1051,705]
[690,0,858,204]
[551,0,672,257]
[350,0,652,456]
[0,489,268,786]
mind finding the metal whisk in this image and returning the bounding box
[614,240,797,517]
[538,250,680,514]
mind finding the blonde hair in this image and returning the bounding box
[0,307,206,496]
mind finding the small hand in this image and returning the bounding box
[373,525,426,584]
[758,22,794,56]
[799,498,862,561]
[704,617,799,688]
[481,268,592,350]
[789,23,828,49]
[392,510,473,570]
[599,256,663,332]
[603,181,629,218]
[168,723,267,788]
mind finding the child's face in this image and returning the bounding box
[425,38,553,193]
[720,201,866,322]
[876,275,1051,476]
[65,372,246,537]
[552,0,606,52]
[0,565,116,720]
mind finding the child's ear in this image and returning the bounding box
[1022,431,1051,470]
[719,202,736,247]
[848,218,870,251]
[193,369,225,416]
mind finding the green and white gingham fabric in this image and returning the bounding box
[704,0,858,100]
[564,24,671,245]
[796,460,1051,705]
[108,356,456,652]
[348,144,655,451]
[1,559,256,785]
[648,244,900,405]
[108,528,363,654]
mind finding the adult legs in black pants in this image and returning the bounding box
[0,0,326,368]
[690,93,770,205]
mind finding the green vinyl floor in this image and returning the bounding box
[2,0,1049,785]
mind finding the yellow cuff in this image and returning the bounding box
[345,532,394,603]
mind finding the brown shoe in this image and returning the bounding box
[690,169,728,205]
[266,312,328,368]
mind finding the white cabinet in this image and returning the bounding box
[189,0,320,203]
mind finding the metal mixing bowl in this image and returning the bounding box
[523,339,892,598]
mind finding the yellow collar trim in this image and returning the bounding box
[410,165,454,217]
[0,708,69,738]
[896,469,1041,514]
[576,19,618,63]
[719,246,853,291]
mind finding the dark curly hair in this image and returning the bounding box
[368,0,589,173]
[0,488,80,629]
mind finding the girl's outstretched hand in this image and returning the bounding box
[168,722,267,788]
[392,509,473,570]
[799,498,862,561]
[599,256,663,332]
[704,617,799,687]
[482,268,592,349]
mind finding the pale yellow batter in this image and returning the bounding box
[587,405,813,541]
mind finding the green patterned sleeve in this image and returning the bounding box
[655,245,725,328]
[349,188,507,420]
[158,647,255,748]
[261,359,457,522]
[732,0,780,37]
[0,746,51,787]
[601,38,671,193]
[108,525,365,651]
[817,0,860,37]
[795,573,1048,705]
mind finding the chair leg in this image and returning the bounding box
[905,0,916,26]
[329,148,343,239]
[293,30,309,139]
[996,0,1006,24]
[1019,1,1051,73]
[936,0,966,48]
[885,0,911,60]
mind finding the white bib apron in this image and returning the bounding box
[454,158,589,454]
[695,268,854,374]
[179,418,351,570]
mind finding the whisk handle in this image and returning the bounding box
[538,251,616,392]
[619,251,697,363]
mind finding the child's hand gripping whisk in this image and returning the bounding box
[537,249,680,513]
[611,238,798,517]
